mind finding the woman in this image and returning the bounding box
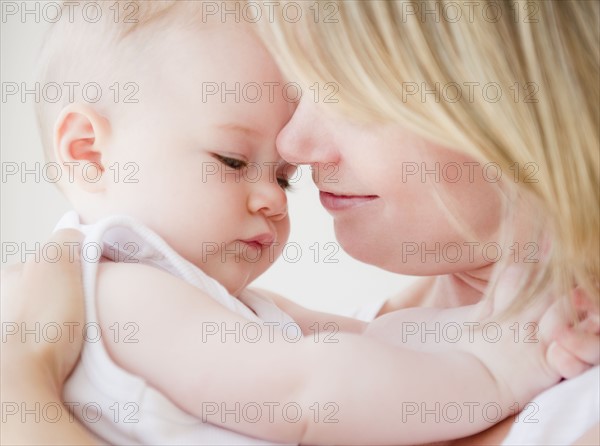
[2,0,598,444]
[259,1,600,443]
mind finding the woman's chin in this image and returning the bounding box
[333,221,392,269]
[333,221,471,276]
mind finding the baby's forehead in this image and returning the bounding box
[129,20,281,97]
[37,1,290,152]
[213,121,290,162]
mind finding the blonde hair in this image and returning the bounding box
[257,0,599,312]
[35,0,204,159]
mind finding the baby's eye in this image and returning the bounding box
[214,154,247,170]
[277,177,292,190]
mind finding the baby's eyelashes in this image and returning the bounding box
[277,162,298,191]
[277,177,292,190]
[212,153,294,191]
[213,154,247,170]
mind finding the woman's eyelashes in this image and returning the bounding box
[213,154,292,190]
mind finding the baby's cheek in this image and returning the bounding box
[279,217,291,242]
[267,243,285,267]
[275,218,291,256]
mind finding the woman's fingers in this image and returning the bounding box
[22,228,83,281]
[1,229,86,382]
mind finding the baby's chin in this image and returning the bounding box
[207,264,266,299]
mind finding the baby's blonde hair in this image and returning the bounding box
[35,0,203,159]
[257,0,599,312]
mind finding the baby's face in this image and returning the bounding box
[101,22,295,295]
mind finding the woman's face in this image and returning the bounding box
[277,99,505,275]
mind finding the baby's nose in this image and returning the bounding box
[247,175,288,220]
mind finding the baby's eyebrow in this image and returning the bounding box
[217,123,263,138]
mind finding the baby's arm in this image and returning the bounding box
[97,262,562,445]
[251,288,367,335]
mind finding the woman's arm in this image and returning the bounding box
[0,230,99,445]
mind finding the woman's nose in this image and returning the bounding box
[247,176,288,220]
[276,99,338,166]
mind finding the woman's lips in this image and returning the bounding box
[319,191,379,211]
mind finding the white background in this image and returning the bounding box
[1,11,415,315]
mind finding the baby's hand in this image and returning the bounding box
[367,266,599,408]
[545,287,600,378]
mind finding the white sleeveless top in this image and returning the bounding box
[57,212,298,445]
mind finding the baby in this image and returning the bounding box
[35,1,569,445]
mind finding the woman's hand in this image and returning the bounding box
[1,229,98,444]
[2,229,85,382]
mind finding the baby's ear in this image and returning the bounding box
[54,104,111,192]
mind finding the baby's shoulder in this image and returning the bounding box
[95,260,216,322]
